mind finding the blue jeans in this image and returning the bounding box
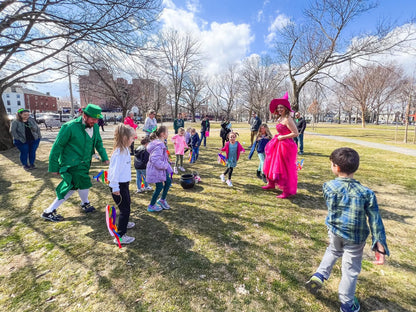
[257,152,265,172]
[199,131,207,146]
[190,147,199,163]
[294,133,304,153]
[136,169,149,190]
[14,139,40,166]
[316,231,365,306]
[150,172,172,205]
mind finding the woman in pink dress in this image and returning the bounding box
[262,92,299,198]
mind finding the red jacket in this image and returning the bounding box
[124,116,138,129]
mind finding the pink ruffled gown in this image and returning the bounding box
[263,123,298,196]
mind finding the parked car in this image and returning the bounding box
[35,113,73,129]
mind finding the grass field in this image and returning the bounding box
[0,122,415,312]
[307,123,416,150]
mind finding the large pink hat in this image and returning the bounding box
[269,92,293,113]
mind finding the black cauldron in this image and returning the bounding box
[180,174,195,189]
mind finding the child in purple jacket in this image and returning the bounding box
[146,126,173,212]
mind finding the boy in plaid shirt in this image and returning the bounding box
[306,147,389,312]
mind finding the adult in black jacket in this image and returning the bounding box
[294,112,306,155]
[220,117,231,147]
[199,115,210,147]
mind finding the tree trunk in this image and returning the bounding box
[361,109,366,128]
[0,97,14,151]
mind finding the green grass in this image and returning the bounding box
[0,122,415,311]
[308,123,416,149]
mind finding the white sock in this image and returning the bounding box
[78,189,89,205]
[44,190,75,213]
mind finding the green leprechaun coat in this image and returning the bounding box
[49,117,109,199]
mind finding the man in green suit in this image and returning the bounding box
[41,104,109,222]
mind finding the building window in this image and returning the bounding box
[7,100,10,105]
[11,87,16,92]
[17,94,20,98]
[6,94,9,98]
[17,101,21,106]
[7,108,11,113]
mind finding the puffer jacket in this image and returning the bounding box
[146,139,172,183]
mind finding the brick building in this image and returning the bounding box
[2,86,57,114]
[78,69,167,116]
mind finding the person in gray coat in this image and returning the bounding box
[10,108,41,170]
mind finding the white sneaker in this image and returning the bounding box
[173,167,178,174]
[226,179,233,187]
[136,188,143,193]
[127,222,135,229]
[114,234,135,244]
[220,174,225,182]
[179,166,185,172]
[144,186,153,191]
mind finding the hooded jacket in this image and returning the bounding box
[146,139,172,183]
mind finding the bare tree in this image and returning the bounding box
[342,64,403,127]
[241,55,284,122]
[208,64,241,119]
[181,74,209,122]
[157,29,201,118]
[274,0,416,111]
[0,0,161,150]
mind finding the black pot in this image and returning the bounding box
[180,174,195,189]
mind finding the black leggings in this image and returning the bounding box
[223,167,234,180]
[111,182,131,236]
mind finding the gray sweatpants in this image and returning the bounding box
[316,231,365,305]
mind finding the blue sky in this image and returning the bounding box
[37,0,416,99]
[165,0,415,55]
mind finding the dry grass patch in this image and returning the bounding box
[0,122,415,311]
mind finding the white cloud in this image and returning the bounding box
[257,10,264,23]
[266,12,292,46]
[186,0,200,14]
[160,4,254,76]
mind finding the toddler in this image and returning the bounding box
[190,128,200,163]
[134,137,152,193]
[171,127,187,173]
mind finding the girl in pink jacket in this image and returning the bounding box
[171,127,187,174]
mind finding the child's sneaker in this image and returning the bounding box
[147,204,163,212]
[179,166,185,172]
[127,222,135,229]
[136,188,144,193]
[157,199,171,210]
[114,234,135,245]
[340,297,360,312]
[220,174,225,182]
[80,202,96,213]
[305,272,324,294]
[41,211,63,222]
[144,186,153,191]
[226,179,233,187]
[173,167,178,174]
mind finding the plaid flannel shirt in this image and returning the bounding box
[323,177,389,256]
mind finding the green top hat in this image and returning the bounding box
[83,103,102,119]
